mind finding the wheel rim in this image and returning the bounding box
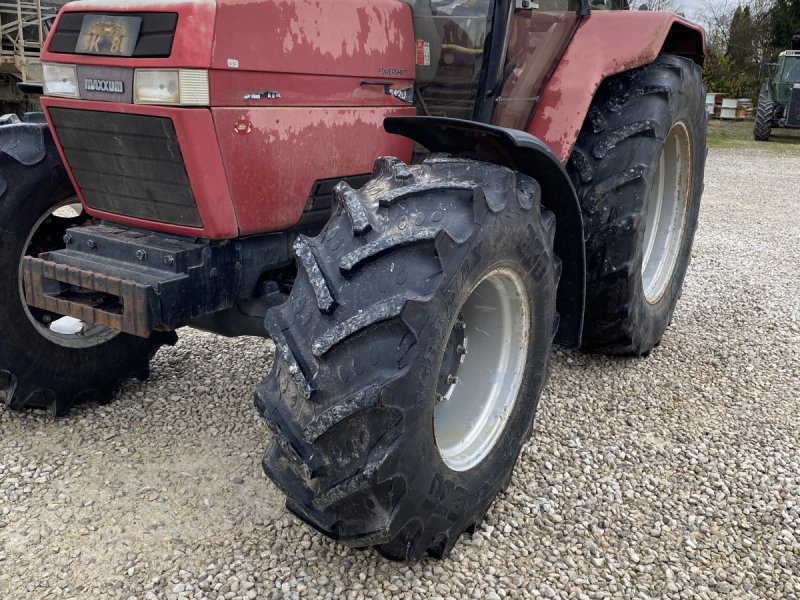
[433,267,530,472]
[641,121,692,304]
[17,199,119,349]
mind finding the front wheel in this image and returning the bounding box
[256,156,560,560]
[754,94,774,141]
[0,124,176,415]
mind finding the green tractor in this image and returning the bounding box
[754,34,800,141]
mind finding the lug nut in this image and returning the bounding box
[457,345,467,355]
[86,239,97,250]
[164,255,175,266]
[447,375,459,385]
[63,234,72,245]
[135,249,147,262]
[455,319,466,330]
[435,393,445,403]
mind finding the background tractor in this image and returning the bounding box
[754,33,800,141]
[0,0,707,560]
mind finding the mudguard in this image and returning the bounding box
[384,115,585,347]
[529,11,707,163]
[0,122,49,166]
[0,121,54,197]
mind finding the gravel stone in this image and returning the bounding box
[1,146,798,599]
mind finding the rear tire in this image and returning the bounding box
[256,156,560,560]
[566,54,706,355]
[0,123,176,416]
[754,94,774,141]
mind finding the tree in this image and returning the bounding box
[700,0,777,99]
[769,0,800,53]
[728,5,756,64]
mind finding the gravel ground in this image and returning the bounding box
[1,146,799,600]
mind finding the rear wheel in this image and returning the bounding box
[256,156,560,560]
[754,94,774,141]
[566,54,706,355]
[0,124,176,415]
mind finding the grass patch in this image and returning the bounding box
[706,119,800,152]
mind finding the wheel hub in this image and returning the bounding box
[435,315,467,404]
[433,267,530,472]
[641,121,692,304]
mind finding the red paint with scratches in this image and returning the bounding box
[41,1,703,237]
[39,0,418,239]
[209,71,414,108]
[214,106,416,236]
[211,0,414,79]
[529,11,706,164]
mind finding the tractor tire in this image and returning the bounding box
[566,54,706,355]
[256,156,560,561]
[0,123,176,416]
[754,95,774,141]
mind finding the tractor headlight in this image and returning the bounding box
[134,69,209,106]
[42,63,79,99]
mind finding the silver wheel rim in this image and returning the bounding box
[18,200,119,349]
[433,267,530,472]
[641,121,692,304]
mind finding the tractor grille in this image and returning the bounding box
[48,12,178,58]
[787,88,800,128]
[49,108,202,228]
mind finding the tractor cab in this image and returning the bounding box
[411,0,584,128]
[775,50,800,102]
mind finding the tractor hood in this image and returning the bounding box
[42,0,414,79]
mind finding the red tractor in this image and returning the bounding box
[0,0,706,560]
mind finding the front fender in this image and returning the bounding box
[385,115,585,347]
[0,121,51,167]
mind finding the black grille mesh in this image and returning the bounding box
[788,88,800,128]
[49,108,202,228]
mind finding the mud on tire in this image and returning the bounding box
[256,156,560,560]
[566,54,707,355]
[0,122,176,416]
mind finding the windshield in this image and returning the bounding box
[780,57,800,83]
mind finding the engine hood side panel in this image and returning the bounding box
[211,0,414,79]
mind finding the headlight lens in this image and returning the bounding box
[133,69,179,104]
[42,63,79,99]
[134,69,209,106]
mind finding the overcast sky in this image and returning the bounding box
[675,0,743,25]
[655,0,732,28]
[680,0,708,19]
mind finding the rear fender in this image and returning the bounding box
[530,11,707,163]
[384,116,585,347]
